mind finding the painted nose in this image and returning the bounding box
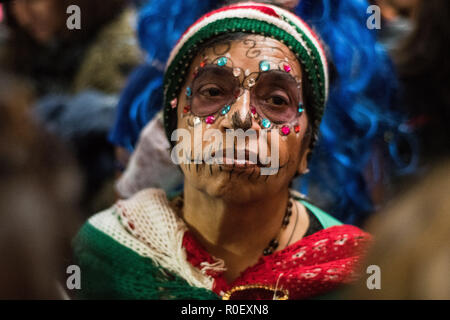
[230,90,252,130]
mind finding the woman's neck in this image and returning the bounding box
[180,183,291,281]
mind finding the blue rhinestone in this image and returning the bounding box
[217,57,228,66]
[298,103,304,113]
[186,87,192,97]
[261,118,271,129]
[220,105,231,115]
[259,60,271,72]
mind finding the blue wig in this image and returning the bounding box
[109,0,417,225]
[293,0,417,224]
[109,0,220,151]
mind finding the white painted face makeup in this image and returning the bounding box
[172,35,311,202]
[180,37,306,137]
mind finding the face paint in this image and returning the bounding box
[182,46,305,137]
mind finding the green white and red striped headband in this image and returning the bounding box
[163,2,329,143]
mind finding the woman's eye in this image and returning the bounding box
[266,96,288,106]
[200,87,223,97]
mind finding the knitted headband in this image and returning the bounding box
[163,2,329,144]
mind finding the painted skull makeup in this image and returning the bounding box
[181,50,305,137]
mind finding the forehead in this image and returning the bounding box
[192,34,302,76]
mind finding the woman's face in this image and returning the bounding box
[11,0,63,44]
[175,35,311,203]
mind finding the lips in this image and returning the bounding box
[205,148,271,168]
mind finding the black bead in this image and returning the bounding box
[269,239,279,248]
[263,248,272,256]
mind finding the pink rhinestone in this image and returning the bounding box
[170,98,178,109]
[205,116,215,124]
[250,106,256,114]
[284,64,292,73]
[281,126,291,135]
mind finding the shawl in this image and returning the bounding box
[73,188,371,299]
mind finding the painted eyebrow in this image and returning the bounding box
[257,69,300,85]
[195,64,233,79]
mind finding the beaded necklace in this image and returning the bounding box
[262,196,297,256]
[172,194,297,256]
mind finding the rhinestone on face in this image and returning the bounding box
[246,78,256,88]
[283,64,292,73]
[200,60,206,68]
[217,57,228,66]
[193,117,201,126]
[183,105,191,113]
[261,118,271,129]
[294,125,301,133]
[259,60,271,72]
[281,125,291,136]
[220,105,231,115]
[170,98,178,109]
[186,87,192,97]
[298,103,304,114]
[205,115,215,124]
[250,106,256,115]
[233,68,241,77]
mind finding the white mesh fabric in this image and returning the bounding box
[88,188,216,290]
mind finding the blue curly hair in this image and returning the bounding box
[293,0,417,224]
[109,0,417,225]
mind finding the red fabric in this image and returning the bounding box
[183,225,371,299]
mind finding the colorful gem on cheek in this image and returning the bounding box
[186,87,192,97]
[261,118,271,129]
[298,103,304,114]
[294,125,301,133]
[281,125,291,136]
[183,105,191,113]
[283,64,292,73]
[217,57,228,66]
[250,106,256,115]
[247,78,256,88]
[205,116,216,124]
[221,105,231,115]
[259,60,271,72]
[170,98,178,109]
[233,68,242,77]
[193,117,201,126]
[200,61,206,68]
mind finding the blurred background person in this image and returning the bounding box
[371,0,419,52]
[1,0,143,214]
[345,0,450,299]
[348,161,450,299]
[393,0,450,169]
[0,73,82,299]
[1,0,141,95]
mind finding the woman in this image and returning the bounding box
[74,2,371,300]
[112,0,403,227]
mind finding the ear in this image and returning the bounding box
[297,147,311,175]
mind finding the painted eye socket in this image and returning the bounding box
[199,86,223,97]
